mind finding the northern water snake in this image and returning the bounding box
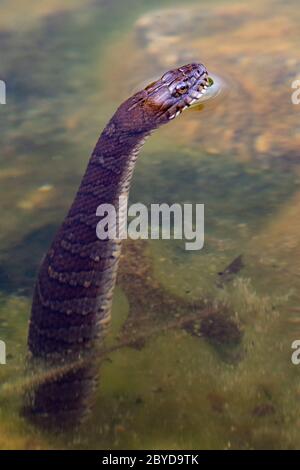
[26,63,210,425]
[28,63,209,357]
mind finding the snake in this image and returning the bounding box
[22,63,211,429]
[25,63,210,424]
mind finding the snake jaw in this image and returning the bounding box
[167,85,209,120]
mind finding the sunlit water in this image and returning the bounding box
[0,0,300,449]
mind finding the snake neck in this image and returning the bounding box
[28,106,151,359]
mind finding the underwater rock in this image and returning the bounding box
[133,1,300,162]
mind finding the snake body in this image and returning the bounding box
[28,63,209,358]
[26,63,209,424]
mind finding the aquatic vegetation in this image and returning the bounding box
[0,0,299,451]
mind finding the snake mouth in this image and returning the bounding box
[168,81,210,120]
[168,75,219,119]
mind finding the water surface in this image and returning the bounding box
[0,0,300,450]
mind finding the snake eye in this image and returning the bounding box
[175,82,188,95]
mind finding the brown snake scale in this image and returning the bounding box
[25,64,209,426]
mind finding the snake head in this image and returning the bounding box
[113,63,210,134]
[143,63,209,123]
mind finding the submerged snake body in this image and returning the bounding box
[26,64,209,424]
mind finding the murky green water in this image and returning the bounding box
[0,0,300,449]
